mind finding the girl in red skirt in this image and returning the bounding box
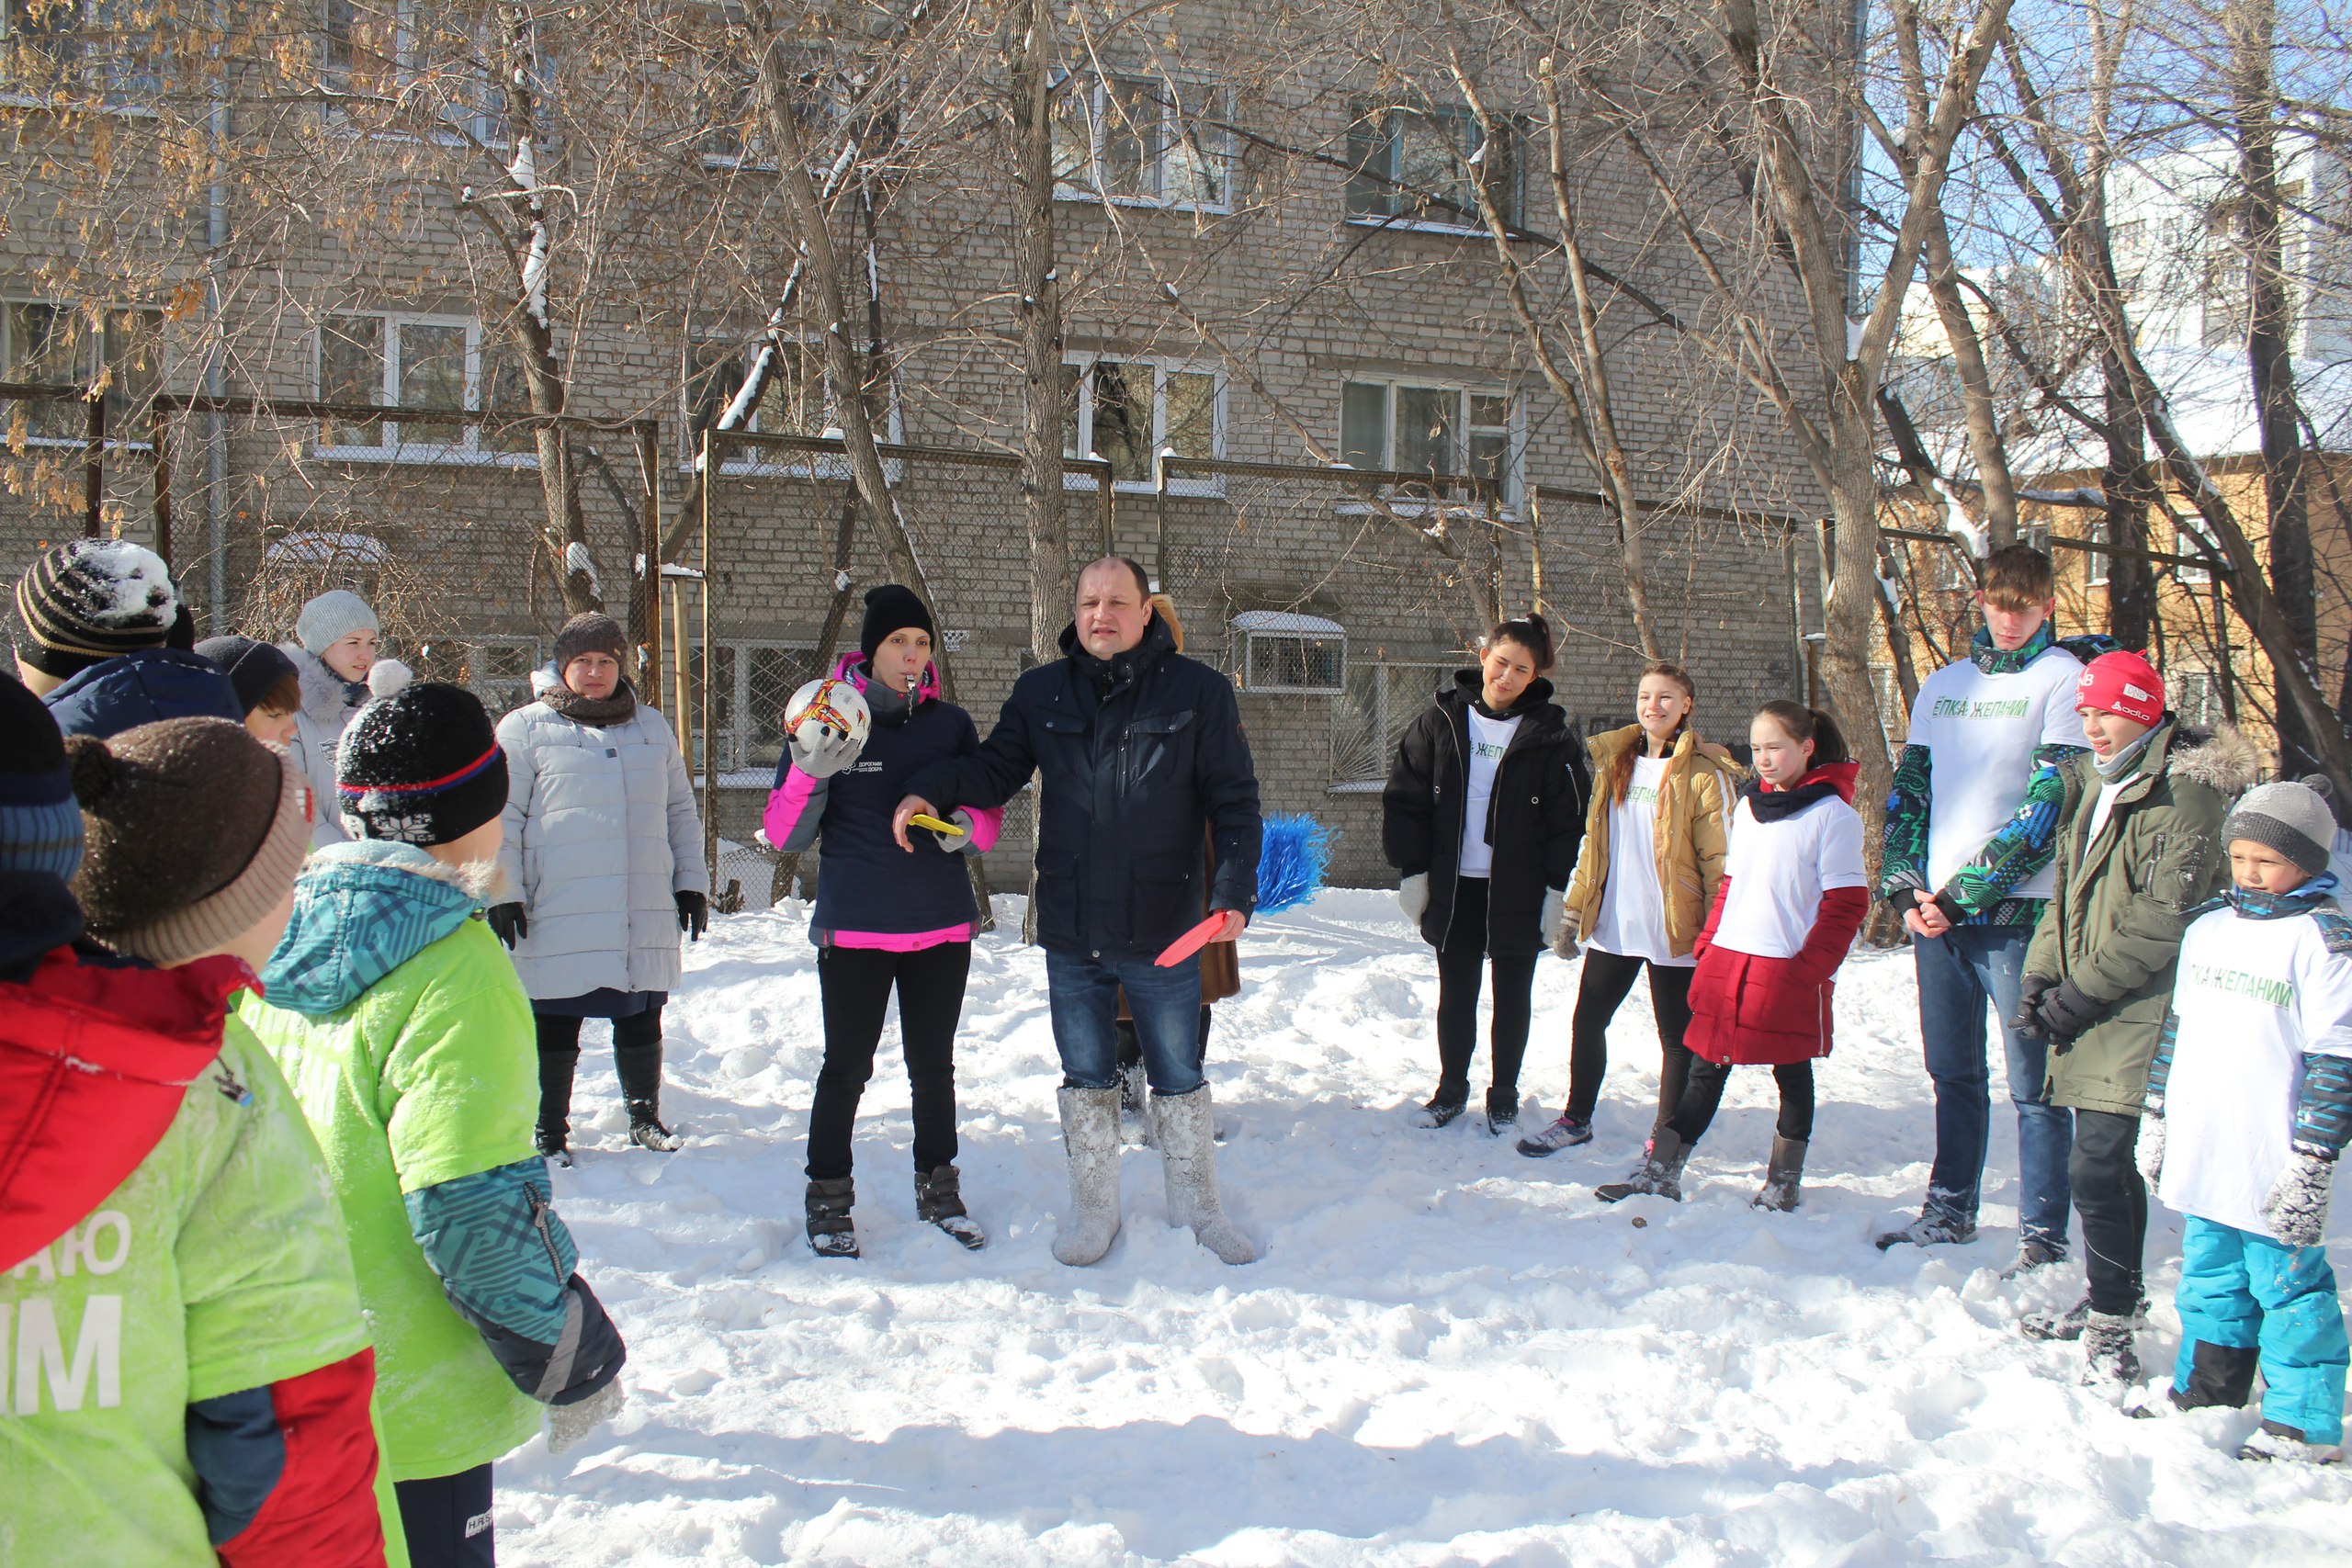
[1599,701,1869,1211]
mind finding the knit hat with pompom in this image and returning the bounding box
[335,681,507,846]
[13,539,180,679]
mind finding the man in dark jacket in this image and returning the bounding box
[895,557,1262,1269]
[13,539,240,739]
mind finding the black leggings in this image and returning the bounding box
[807,941,971,1181]
[1667,1056,1815,1147]
[395,1462,493,1568]
[2072,1108,2149,1314]
[1565,948,1696,1126]
[535,1006,663,1140]
[1434,876,1537,1110]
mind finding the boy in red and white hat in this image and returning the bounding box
[2011,650,2256,1383]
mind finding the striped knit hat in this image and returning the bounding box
[335,682,508,846]
[0,675,82,882]
[67,718,312,965]
[13,540,179,680]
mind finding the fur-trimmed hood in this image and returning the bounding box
[260,838,508,1014]
[279,640,363,727]
[2164,720,2262,797]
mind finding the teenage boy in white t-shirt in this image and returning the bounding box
[1876,546,2107,1263]
[2135,781,2351,1462]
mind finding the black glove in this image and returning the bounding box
[2009,974,2057,1041]
[2032,977,2105,1043]
[675,889,708,942]
[487,902,528,950]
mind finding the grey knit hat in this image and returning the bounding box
[2222,778,2340,876]
[295,590,379,656]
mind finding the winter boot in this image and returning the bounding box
[1597,1126,1690,1203]
[1999,1235,2069,1279]
[1875,1195,1979,1250]
[1484,1090,1521,1136]
[914,1164,987,1250]
[1154,1085,1256,1264]
[1414,1094,1468,1130]
[805,1177,857,1258]
[2236,1421,2343,1463]
[2080,1311,2142,1386]
[1518,1113,1593,1157]
[616,1034,682,1151]
[1117,1060,1156,1147]
[2022,1294,2151,1342]
[1751,1135,1807,1212]
[536,1033,580,1164]
[1052,1086,1124,1266]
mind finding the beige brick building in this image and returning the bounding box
[2,3,1827,893]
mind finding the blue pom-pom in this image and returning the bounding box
[1255,814,1335,915]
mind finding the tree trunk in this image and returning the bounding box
[2229,0,2319,773]
[2099,351,2155,649]
[1012,0,1069,664]
[1820,375,1895,886]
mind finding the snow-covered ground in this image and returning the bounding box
[500,890,2352,1566]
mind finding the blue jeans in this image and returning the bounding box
[1913,924,2073,1247]
[1046,950,1206,1095]
[2176,1215,2348,1445]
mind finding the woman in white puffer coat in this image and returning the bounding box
[488,612,710,1162]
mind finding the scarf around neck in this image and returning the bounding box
[543,676,638,728]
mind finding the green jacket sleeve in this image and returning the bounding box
[1878,743,1932,901]
[378,921,542,1194]
[1941,742,2086,917]
[2075,785,2228,1005]
[2021,759,2086,980]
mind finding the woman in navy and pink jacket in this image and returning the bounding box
[764,586,1003,1259]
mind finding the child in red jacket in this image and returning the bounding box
[1600,701,1869,1211]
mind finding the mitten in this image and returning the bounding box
[2260,1147,2336,1247]
[2134,1113,2165,1188]
[2032,977,2106,1043]
[1539,887,1566,948]
[789,724,863,779]
[486,902,528,950]
[675,889,708,941]
[547,1378,626,1456]
[2011,974,2058,1042]
[931,807,981,854]
[1552,919,1581,961]
[1396,872,1429,924]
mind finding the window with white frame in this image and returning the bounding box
[1230,610,1345,696]
[1,300,162,442]
[1339,378,1516,502]
[685,640,825,773]
[2083,516,2109,589]
[1053,73,1234,211]
[1346,101,1518,231]
[1330,658,1451,785]
[321,0,506,144]
[2172,667,2226,728]
[463,637,541,720]
[2176,514,2222,585]
[2,0,163,101]
[314,312,529,460]
[1061,355,1221,488]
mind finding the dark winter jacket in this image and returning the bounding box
[907,615,1262,961]
[1381,671,1590,959]
[42,647,241,739]
[763,653,1004,942]
[2024,718,2257,1116]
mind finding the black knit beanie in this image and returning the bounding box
[195,636,304,717]
[336,682,509,846]
[859,584,934,660]
[13,539,180,679]
[0,676,82,882]
[551,612,628,671]
[66,717,311,965]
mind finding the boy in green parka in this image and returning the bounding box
[2013,651,2254,1384]
[244,682,626,1567]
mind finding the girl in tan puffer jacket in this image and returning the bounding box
[1520,661,1743,1157]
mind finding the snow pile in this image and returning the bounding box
[502,891,2350,1565]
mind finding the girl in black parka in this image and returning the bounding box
[1383,615,1590,1132]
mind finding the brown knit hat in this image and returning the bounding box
[551,612,628,671]
[65,717,312,965]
